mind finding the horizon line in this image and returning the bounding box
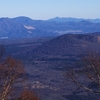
[0,16,100,20]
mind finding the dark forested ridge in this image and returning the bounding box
[30,32,100,57]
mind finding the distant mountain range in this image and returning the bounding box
[0,16,100,38]
[48,17,100,23]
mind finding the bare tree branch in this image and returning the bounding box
[65,52,100,94]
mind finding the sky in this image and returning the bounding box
[0,0,100,20]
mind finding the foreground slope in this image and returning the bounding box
[3,32,100,100]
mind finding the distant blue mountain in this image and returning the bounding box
[47,17,100,23]
[47,17,84,22]
[0,16,100,39]
[87,18,100,23]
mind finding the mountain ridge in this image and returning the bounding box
[30,33,100,58]
[47,17,100,23]
[0,16,100,38]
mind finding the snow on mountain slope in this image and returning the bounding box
[24,25,35,30]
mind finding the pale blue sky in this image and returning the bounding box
[0,0,100,20]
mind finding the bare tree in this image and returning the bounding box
[0,57,25,100]
[64,52,100,94]
[17,90,40,100]
[0,45,40,100]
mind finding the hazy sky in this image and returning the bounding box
[0,0,100,20]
